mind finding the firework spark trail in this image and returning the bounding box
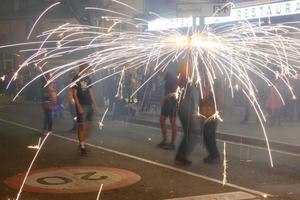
[98,107,109,130]
[27,2,61,40]
[27,138,41,150]
[96,184,104,200]
[1,3,300,167]
[16,132,51,200]
[222,142,227,186]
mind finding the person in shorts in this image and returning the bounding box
[72,63,99,155]
[158,71,178,150]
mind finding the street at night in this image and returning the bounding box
[1,0,300,200]
[0,97,300,200]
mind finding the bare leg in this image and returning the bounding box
[78,123,86,144]
[169,117,177,145]
[159,116,167,143]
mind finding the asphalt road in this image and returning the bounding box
[0,102,300,200]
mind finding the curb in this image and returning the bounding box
[116,115,300,155]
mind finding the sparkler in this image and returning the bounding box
[96,184,104,200]
[27,137,41,150]
[1,2,300,168]
[98,107,109,130]
[16,132,51,200]
[222,142,227,186]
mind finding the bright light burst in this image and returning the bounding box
[0,75,5,82]
[1,2,300,167]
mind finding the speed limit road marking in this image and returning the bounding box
[5,166,141,193]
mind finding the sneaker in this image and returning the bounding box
[163,143,175,150]
[240,120,248,125]
[203,155,220,164]
[157,141,168,148]
[79,146,89,155]
[80,147,87,155]
[68,128,76,133]
[174,157,192,166]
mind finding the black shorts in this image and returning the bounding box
[76,105,94,123]
[161,96,177,117]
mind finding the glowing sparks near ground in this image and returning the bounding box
[27,138,41,150]
[222,142,228,186]
[27,145,40,150]
[1,2,300,167]
[98,108,109,130]
[96,184,104,200]
[16,132,51,200]
[0,75,5,82]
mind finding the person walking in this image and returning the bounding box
[65,72,77,132]
[41,74,57,134]
[72,63,99,155]
[157,71,178,150]
[174,62,199,165]
[174,59,224,165]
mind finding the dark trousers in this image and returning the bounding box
[43,108,53,131]
[203,120,219,157]
[69,103,77,129]
[176,87,199,159]
[243,102,250,121]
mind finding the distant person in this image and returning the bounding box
[293,78,300,121]
[157,71,178,150]
[139,73,153,112]
[124,73,133,103]
[41,74,57,134]
[266,79,284,126]
[72,63,99,155]
[6,71,17,101]
[53,98,64,119]
[66,72,77,132]
[240,96,251,124]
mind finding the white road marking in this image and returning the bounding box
[165,191,257,200]
[0,117,270,197]
[126,121,300,157]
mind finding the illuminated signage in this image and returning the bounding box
[205,0,300,24]
[148,17,193,31]
[177,3,231,17]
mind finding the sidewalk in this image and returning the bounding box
[116,103,300,154]
[1,95,299,154]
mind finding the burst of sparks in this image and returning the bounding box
[0,75,5,82]
[222,142,228,186]
[2,2,300,167]
[16,132,51,200]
